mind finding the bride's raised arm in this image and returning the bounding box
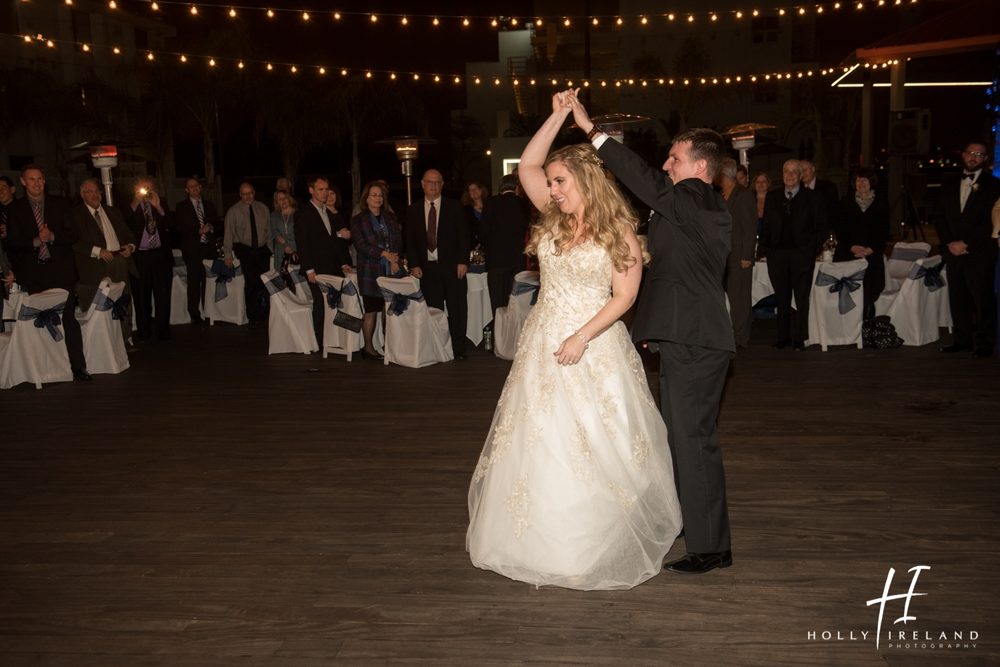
[517,91,575,212]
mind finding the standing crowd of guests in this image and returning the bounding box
[0,164,536,381]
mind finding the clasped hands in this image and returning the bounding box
[555,331,589,366]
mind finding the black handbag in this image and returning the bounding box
[332,286,363,332]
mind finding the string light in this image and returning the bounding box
[189,5,197,16]
[228,7,236,18]
[15,32,854,88]
[432,17,439,26]
[462,18,469,27]
[401,16,408,26]
[150,1,158,9]
[108,0,116,8]
[266,9,274,18]
[301,11,309,21]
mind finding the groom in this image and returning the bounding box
[571,95,735,574]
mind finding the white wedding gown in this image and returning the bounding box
[467,237,682,590]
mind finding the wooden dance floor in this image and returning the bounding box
[2,321,997,665]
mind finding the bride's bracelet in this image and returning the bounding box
[573,330,590,349]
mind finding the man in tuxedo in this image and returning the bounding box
[406,169,471,359]
[572,96,735,574]
[127,178,172,342]
[717,158,758,349]
[72,178,137,343]
[0,177,14,307]
[5,164,90,380]
[173,177,219,324]
[294,176,353,346]
[934,142,1000,357]
[480,173,531,320]
[223,182,271,326]
[759,159,826,350]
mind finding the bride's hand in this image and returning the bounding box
[568,92,593,135]
[550,90,574,115]
[554,333,588,366]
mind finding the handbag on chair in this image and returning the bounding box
[332,286,363,333]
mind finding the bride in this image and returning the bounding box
[466,92,682,590]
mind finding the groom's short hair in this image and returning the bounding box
[673,128,726,179]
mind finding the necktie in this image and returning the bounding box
[427,201,437,252]
[960,178,973,212]
[143,201,159,249]
[195,200,208,243]
[249,205,259,248]
[32,199,51,261]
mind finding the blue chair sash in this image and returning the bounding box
[281,266,308,291]
[263,273,288,297]
[321,280,358,310]
[93,292,130,320]
[18,302,66,341]
[815,268,866,314]
[379,287,425,316]
[911,263,946,292]
[511,280,540,305]
[209,259,241,302]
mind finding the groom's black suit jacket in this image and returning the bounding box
[597,139,734,353]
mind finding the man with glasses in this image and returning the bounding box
[934,142,1000,357]
[758,159,826,350]
[406,169,471,359]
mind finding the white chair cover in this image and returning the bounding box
[806,259,867,351]
[315,274,363,361]
[169,249,192,325]
[77,278,130,374]
[885,241,931,292]
[203,258,248,326]
[493,270,540,360]
[377,276,453,367]
[262,270,317,354]
[0,288,73,389]
[886,255,951,346]
[466,271,491,346]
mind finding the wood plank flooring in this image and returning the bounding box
[1,320,997,665]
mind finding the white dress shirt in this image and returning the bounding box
[88,205,121,256]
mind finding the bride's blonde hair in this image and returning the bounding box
[525,143,645,272]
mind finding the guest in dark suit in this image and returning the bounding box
[126,178,172,341]
[5,164,90,379]
[801,160,840,225]
[833,168,890,320]
[173,177,219,324]
[0,177,15,304]
[295,176,353,346]
[72,178,137,342]
[480,173,531,319]
[934,142,1000,357]
[406,169,471,359]
[571,93,735,574]
[759,159,826,350]
[717,158,758,348]
[351,181,403,359]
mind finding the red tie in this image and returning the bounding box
[427,201,437,252]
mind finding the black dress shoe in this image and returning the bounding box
[772,339,790,349]
[360,349,383,361]
[72,369,93,382]
[939,344,970,353]
[665,551,733,574]
[973,349,993,358]
[454,353,467,361]
[792,340,806,351]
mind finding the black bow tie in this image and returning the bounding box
[963,172,977,180]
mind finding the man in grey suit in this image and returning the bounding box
[717,158,758,348]
[72,178,137,343]
[571,95,735,574]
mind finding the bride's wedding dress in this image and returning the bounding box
[467,237,682,590]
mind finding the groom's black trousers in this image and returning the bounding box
[657,341,733,554]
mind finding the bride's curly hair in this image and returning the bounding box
[525,143,647,272]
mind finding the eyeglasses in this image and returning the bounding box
[963,150,987,158]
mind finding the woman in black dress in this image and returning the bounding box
[833,167,890,320]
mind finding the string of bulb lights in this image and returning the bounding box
[49,0,925,28]
[10,31,905,88]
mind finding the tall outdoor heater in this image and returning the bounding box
[377,136,436,205]
[575,113,651,143]
[71,140,120,205]
[722,123,775,170]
